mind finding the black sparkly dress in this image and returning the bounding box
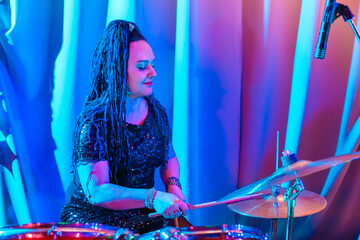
[60,103,175,234]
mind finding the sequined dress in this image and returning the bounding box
[60,103,174,234]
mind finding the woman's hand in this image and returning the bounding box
[153,191,188,219]
[167,185,186,202]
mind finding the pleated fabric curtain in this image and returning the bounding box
[0,0,359,239]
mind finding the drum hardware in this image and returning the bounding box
[223,150,360,240]
[151,151,360,239]
[269,184,281,240]
[218,151,360,203]
[139,227,185,240]
[270,218,277,240]
[281,151,304,240]
[226,187,327,219]
[270,134,280,240]
[139,225,268,240]
[282,178,304,240]
[114,228,139,240]
[227,183,327,240]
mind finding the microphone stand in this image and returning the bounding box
[326,2,360,42]
[315,1,360,59]
[340,4,360,43]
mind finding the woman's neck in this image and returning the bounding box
[126,96,148,125]
[126,95,143,112]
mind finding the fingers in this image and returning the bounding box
[154,191,189,219]
[153,192,180,214]
[178,201,189,216]
[162,205,179,219]
[162,212,175,219]
[162,211,181,219]
[162,199,188,219]
[175,209,182,218]
[162,210,182,219]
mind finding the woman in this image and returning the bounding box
[60,20,188,234]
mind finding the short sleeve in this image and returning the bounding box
[73,120,106,166]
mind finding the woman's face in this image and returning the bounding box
[127,40,156,98]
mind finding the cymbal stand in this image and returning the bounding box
[270,185,281,240]
[284,178,304,240]
[270,132,281,240]
[281,151,304,240]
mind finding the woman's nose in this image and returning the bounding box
[147,65,157,78]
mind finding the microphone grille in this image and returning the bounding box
[314,48,326,59]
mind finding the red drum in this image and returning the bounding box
[140,225,268,240]
[0,223,54,240]
[53,222,130,240]
[0,222,136,240]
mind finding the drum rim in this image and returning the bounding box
[140,224,268,240]
[0,222,134,239]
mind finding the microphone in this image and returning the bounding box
[314,0,337,59]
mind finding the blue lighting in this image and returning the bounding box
[284,0,319,153]
[322,8,360,197]
[52,0,80,192]
[263,0,271,45]
[173,0,190,200]
[3,160,31,224]
[0,169,4,225]
[106,1,136,24]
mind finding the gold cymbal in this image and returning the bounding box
[227,187,327,219]
[220,151,360,202]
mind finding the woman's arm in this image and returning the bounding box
[78,160,148,210]
[160,156,186,202]
[78,159,187,218]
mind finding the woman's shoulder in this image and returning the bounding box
[74,107,106,142]
[78,111,104,129]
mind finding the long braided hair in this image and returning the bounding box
[73,20,171,183]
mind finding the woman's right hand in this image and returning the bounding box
[153,191,188,219]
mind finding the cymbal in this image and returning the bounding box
[220,151,360,202]
[227,187,327,219]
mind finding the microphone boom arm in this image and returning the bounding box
[314,1,360,59]
[341,4,360,43]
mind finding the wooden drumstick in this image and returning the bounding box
[174,217,179,228]
[148,193,262,218]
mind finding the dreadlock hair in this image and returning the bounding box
[72,20,172,184]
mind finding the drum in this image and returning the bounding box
[0,222,137,240]
[139,225,268,240]
[53,222,135,240]
[179,225,267,240]
[0,223,54,240]
[139,227,184,240]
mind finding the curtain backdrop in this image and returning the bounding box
[0,0,359,239]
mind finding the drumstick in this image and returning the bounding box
[148,193,262,218]
[174,217,179,228]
